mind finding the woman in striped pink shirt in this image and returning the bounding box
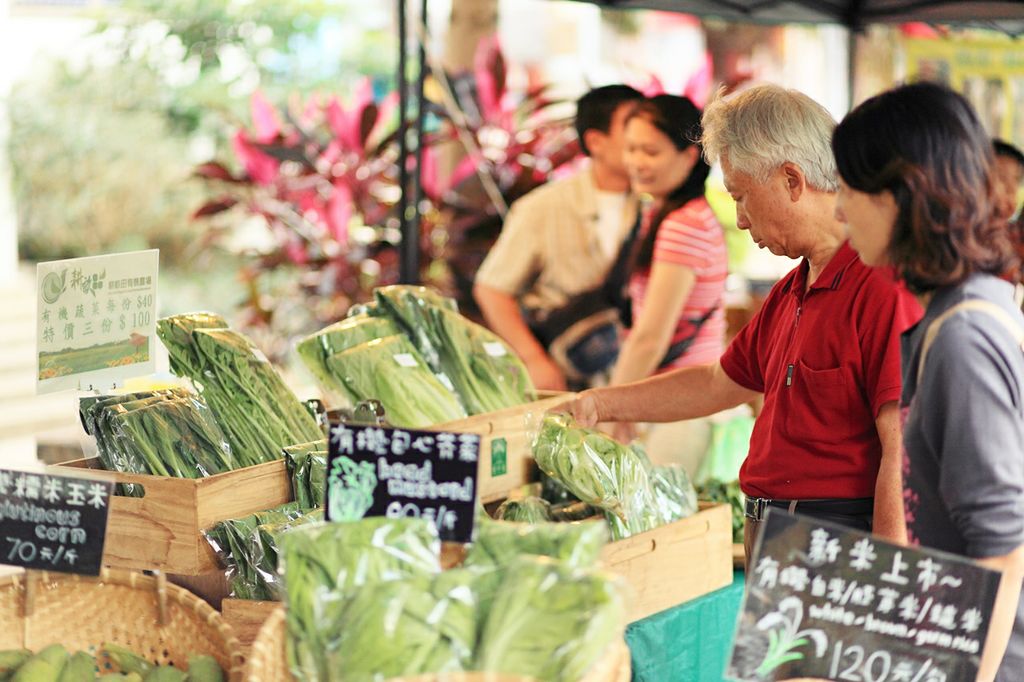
[608,94,727,444]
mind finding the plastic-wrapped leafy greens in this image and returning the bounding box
[80,389,191,494]
[295,316,400,405]
[83,391,235,486]
[548,501,600,522]
[325,335,466,428]
[323,568,480,680]
[155,312,229,378]
[650,463,699,524]
[425,306,535,415]
[112,396,234,477]
[204,502,308,600]
[698,479,745,543]
[279,517,442,682]
[250,509,325,599]
[475,556,625,682]
[533,413,659,539]
[464,516,608,569]
[494,496,551,523]
[157,316,322,466]
[283,441,327,509]
[540,468,579,506]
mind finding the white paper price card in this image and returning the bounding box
[483,342,508,357]
[37,250,159,394]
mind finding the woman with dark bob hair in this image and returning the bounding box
[833,81,1024,682]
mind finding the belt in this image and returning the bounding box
[744,496,874,522]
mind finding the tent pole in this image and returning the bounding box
[398,0,416,284]
[409,0,428,286]
[847,26,857,111]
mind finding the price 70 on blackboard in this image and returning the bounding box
[728,510,1001,682]
[0,469,113,576]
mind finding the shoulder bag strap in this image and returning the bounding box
[917,299,1024,380]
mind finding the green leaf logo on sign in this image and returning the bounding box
[491,438,508,477]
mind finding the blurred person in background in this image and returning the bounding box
[834,81,1024,682]
[473,85,643,391]
[606,95,727,457]
[994,139,1024,278]
[566,85,920,561]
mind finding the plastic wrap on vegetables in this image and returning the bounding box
[157,316,322,466]
[325,335,466,428]
[155,312,229,378]
[494,497,551,523]
[279,517,441,682]
[698,479,745,543]
[205,502,307,600]
[114,396,234,477]
[533,413,659,539]
[464,516,608,569]
[475,556,625,682]
[251,509,324,600]
[81,390,187,494]
[86,392,234,485]
[539,468,579,506]
[283,441,327,509]
[323,569,479,680]
[295,316,400,405]
[426,306,535,414]
[548,500,600,522]
[373,285,458,377]
[650,463,699,524]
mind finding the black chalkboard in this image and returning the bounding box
[325,421,480,543]
[728,509,1001,681]
[0,469,113,575]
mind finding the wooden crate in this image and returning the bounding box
[436,393,575,503]
[53,458,292,575]
[223,598,278,654]
[601,502,733,622]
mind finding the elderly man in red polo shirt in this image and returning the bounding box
[567,84,921,559]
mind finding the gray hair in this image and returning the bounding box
[701,84,839,192]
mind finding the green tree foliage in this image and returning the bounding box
[9,0,395,264]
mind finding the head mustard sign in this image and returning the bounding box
[325,421,480,543]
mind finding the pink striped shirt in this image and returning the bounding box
[628,197,728,371]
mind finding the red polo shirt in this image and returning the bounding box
[721,241,921,500]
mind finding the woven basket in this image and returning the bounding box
[246,606,631,682]
[0,568,245,680]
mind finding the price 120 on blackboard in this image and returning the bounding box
[0,469,113,576]
[728,510,1000,682]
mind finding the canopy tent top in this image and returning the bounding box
[564,0,1024,34]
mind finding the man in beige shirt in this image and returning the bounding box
[473,85,643,390]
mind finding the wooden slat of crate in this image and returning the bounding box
[601,502,733,623]
[53,459,292,575]
[437,393,574,503]
[223,598,278,653]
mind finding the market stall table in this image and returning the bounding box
[626,570,745,682]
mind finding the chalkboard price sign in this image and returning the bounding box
[325,422,480,543]
[728,510,1001,682]
[0,469,113,576]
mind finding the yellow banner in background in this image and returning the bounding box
[905,38,1024,147]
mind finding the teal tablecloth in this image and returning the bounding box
[626,571,746,682]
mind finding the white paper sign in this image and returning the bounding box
[393,353,419,368]
[483,342,508,357]
[36,250,159,394]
